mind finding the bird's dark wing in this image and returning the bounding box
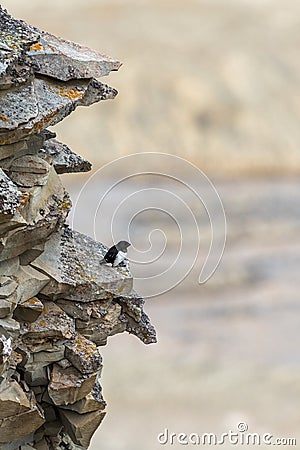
[104,245,118,264]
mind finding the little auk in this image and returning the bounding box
[100,241,131,267]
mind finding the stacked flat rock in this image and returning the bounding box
[0,7,156,450]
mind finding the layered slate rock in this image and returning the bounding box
[39,139,92,174]
[27,30,121,81]
[0,6,156,450]
[0,77,117,145]
[31,226,133,301]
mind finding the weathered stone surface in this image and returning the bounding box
[116,293,157,344]
[0,289,18,319]
[0,131,54,163]
[0,407,45,444]
[0,169,70,261]
[58,409,105,448]
[0,220,53,261]
[33,347,65,365]
[10,154,49,174]
[0,299,13,319]
[24,366,48,387]
[20,444,36,450]
[0,6,120,91]
[75,300,125,346]
[14,265,49,303]
[13,297,43,323]
[65,333,102,375]
[42,404,57,424]
[27,31,121,81]
[18,166,70,225]
[20,301,75,343]
[56,431,85,450]
[8,349,23,370]
[39,139,92,174]
[61,294,156,345]
[0,168,20,221]
[0,334,12,364]
[0,6,156,448]
[0,82,38,131]
[9,170,49,188]
[25,340,64,355]
[0,256,19,275]
[0,317,20,339]
[0,61,33,92]
[4,436,35,450]
[0,276,11,287]
[31,226,133,301]
[0,380,45,443]
[0,77,118,145]
[56,358,72,370]
[0,140,27,161]
[59,380,106,414]
[19,245,44,266]
[56,299,94,322]
[0,7,38,89]
[0,379,30,418]
[44,420,62,439]
[33,438,49,450]
[0,212,27,237]
[48,364,97,406]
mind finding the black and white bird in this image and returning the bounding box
[100,241,131,267]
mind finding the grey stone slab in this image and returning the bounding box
[27,31,121,81]
[20,300,75,343]
[0,7,38,89]
[48,363,96,406]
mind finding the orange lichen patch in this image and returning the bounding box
[58,87,82,101]
[18,192,31,210]
[38,320,47,326]
[49,44,55,52]
[0,113,8,122]
[28,297,39,305]
[58,198,72,211]
[30,42,44,51]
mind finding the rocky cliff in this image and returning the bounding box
[0,7,156,450]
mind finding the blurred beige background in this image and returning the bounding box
[2,1,300,449]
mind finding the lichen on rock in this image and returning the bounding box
[0,6,156,450]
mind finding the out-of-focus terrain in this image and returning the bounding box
[2,0,300,448]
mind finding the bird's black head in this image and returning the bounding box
[116,240,131,251]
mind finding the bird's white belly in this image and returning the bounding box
[113,251,127,267]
